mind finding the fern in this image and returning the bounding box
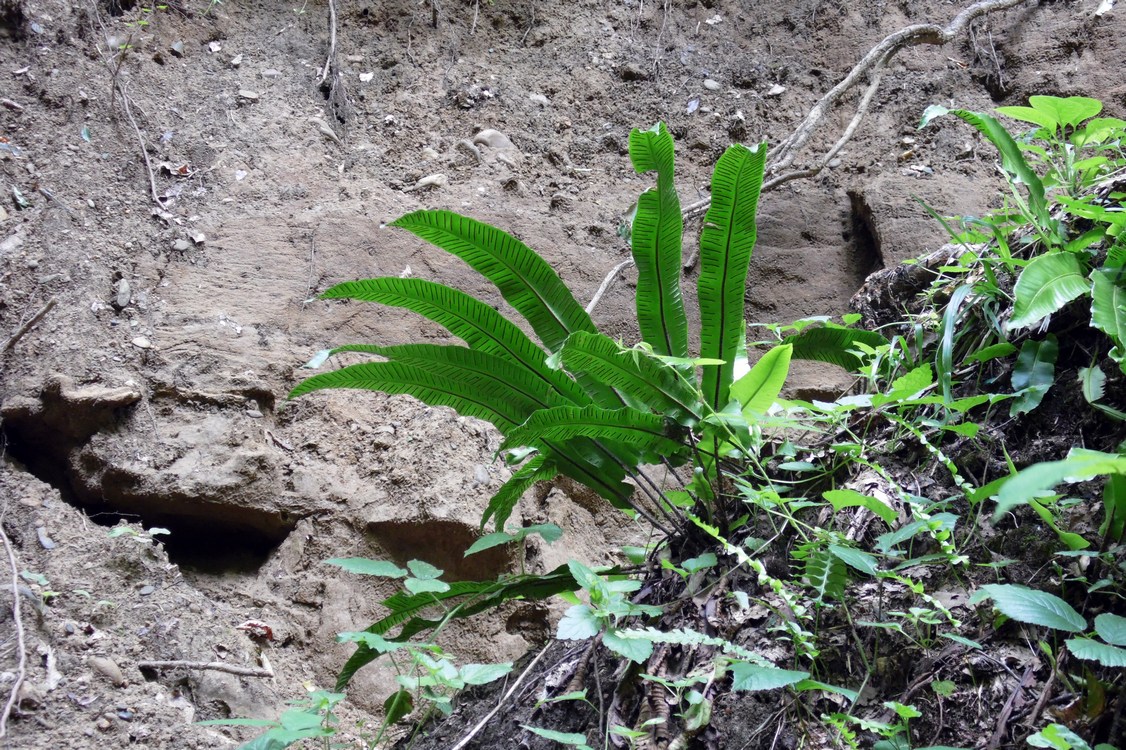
[804,550,847,604]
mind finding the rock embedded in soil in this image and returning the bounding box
[619,62,651,81]
[88,656,125,687]
[471,128,514,150]
[113,277,131,309]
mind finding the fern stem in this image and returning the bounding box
[632,465,685,535]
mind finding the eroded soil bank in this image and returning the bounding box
[1,0,1122,747]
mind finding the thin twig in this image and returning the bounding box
[1021,666,1056,743]
[3,297,57,352]
[0,517,27,738]
[471,0,480,34]
[138,660,275,678]
[84,1,166,207]
[318,0,337,84]
[986,663,1035,750]
[118,88,164,206]
[304,234,317,302]
[450,642,553,750]
[520,0,536,46]
[682,0,1034,222]
[651,0,670,72]
[586,259,635,314]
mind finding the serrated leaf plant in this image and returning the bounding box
[291,122,783,538]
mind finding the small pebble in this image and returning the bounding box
[230,54,242,68]
[472,128,514,150]
[359,72,374,82]
[117,708,134,721]
[131,336,152,350]
[208,41,221,53]
[138,585,155,596]
[169,41,185,57]
[410,174,448,191]
[36,527,56,549]
[96,718,112,732]
[172,239,191,252]
[238,90,260,102]
[246,409,263,419]
[765,83,786,97]
[529,93,550,107]
[88,656,125,687]
[261,69,281,79]
[619,62,650,81]
[703,78,721,91]
[114,278,132,309]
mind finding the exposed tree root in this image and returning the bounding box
[680,0,1035,223]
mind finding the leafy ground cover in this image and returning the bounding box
[233,97,1126,750]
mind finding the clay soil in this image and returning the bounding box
[0,0,1123,748]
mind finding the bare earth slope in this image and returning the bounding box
[0,0,1122,746]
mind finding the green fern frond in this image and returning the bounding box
[288,359,539,431]
[698,142,768,411]
[629,123,689,359]
[503,404,688,464]
[391,210,596,352]
[322,278,590,404]
[783,325,889,373]
[560,331,701,425]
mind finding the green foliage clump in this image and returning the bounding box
[292,122,776,538]
[235,101,1126,750]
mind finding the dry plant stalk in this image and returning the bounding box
[0,517,27,738]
